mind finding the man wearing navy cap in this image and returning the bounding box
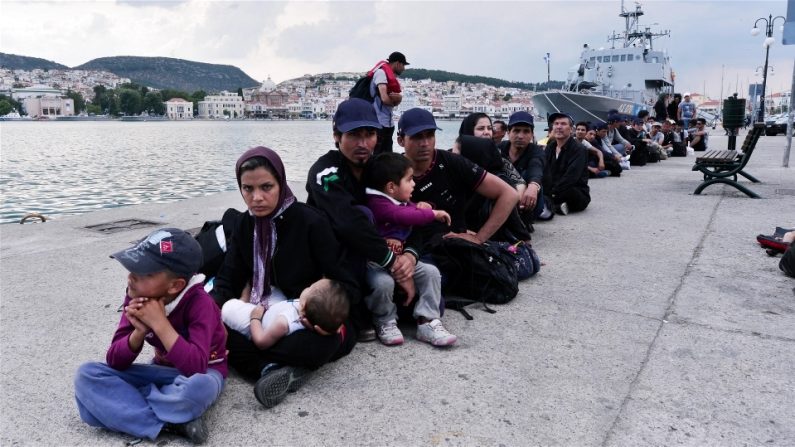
[398,108,518,245]
[541,113,590,215]
[367,51,409,155]
[306,98,418,341]
[499,111,551,221]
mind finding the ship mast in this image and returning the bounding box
[609,1,670,50]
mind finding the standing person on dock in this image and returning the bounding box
[542,113,590,215]
[678,92,697,129]
[654,93,670,121]
[306,98,419,342]
[74,228,227,444]
[668,93,682,125]
[369,51,409,154]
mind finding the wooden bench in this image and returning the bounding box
[691,123,765,198]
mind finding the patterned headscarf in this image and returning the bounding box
[235,146,295,306]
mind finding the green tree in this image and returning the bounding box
[0,99,13,116]
[191,90,207,116]
[86,104,102,115]
[118,89,143,115]
[65,90,85,114]
[502,93,513,102]
[160,89,190,101]
[0,94,23,114]
[237,87,244,97]
[92,86,108,106]
[143,91,165,115]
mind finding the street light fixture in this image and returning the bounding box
[750,14,785,123]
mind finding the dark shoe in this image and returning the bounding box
[553,202,569,215]
[254,365,312,408]
[162,416,209,444]
[357,327,377,342]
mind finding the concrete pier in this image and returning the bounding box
[2,132,794,446]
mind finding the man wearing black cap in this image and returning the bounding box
[499,111,551,221]
[397,108,518,244]
[367,51,409,155]
[542,113,590,215]
[306,98,418,341]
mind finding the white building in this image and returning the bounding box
[164,98,193,120]
[197,91,245,119]
[443,94,461,117]
[22,96,74,118]
[11,84,63,101]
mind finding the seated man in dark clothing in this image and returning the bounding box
[588,123,623,177]
[689,118,709,151]
[542,113,590,215]
[498,111,552,221]
[398,108,518,245]
[627,118,651,165]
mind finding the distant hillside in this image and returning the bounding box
[0,53,69,71]
[75,56,259,93]
[402,68,563,91]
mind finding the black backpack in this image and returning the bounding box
[349,75,374,102]
[194,208,243,279]
[431,238,519,318]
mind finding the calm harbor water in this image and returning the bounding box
[0,119,465,224]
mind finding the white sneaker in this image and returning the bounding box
[416,319,457,347]
[376,320,404,346]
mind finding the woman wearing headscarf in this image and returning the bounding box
[211,146,358,408]
[454,113,532,241]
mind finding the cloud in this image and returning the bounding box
[1,0,791,97]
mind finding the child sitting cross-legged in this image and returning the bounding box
[74,228,227,445]
[363,152,457,347]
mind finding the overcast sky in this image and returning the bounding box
[3,0,793,98]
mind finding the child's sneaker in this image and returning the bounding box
[254,364,312,408]
[162,415,209,444]
[416,319,457,347]
[376,320,404,346]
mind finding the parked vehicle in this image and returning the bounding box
[765,112,793,136]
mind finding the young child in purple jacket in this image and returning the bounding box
[362,152,457,347]
[74,228,227,445]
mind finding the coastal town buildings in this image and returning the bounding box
[242,77,290,118]
[164,98,193,120]
[18,66,787,122]
[197,91,245,119]
[0,68,129,101]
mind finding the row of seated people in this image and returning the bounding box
[75,99,556,445]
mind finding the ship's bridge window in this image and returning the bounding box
[620,55,626,62]
[652,57,659,63]
[612,55,619,62]
[589,57,595,63]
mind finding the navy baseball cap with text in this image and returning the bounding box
[397,108,441,137]
[111,227,202,278]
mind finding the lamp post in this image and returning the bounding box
[755,65,775,117]
[543,53,550,83]
[751,14,785,123]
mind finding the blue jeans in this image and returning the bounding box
[74,362,224,440]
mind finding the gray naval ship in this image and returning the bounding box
[533,1,674,124]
